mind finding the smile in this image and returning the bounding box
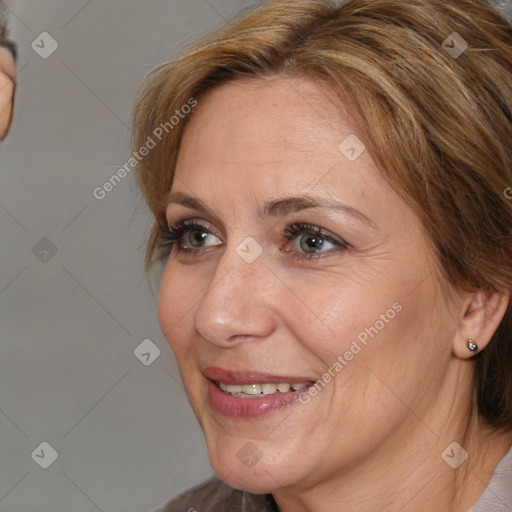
[202,367,317,418]
[216,381,312,397]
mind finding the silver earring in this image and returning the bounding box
[467,339,478,352]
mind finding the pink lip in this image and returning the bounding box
[202,366,315,419]
[202,366,314,385]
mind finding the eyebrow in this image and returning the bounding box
[165,191,377,229]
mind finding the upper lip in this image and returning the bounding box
[202,366,315,385]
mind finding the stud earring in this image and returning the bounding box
[467,339,478,353]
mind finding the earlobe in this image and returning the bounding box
[452,288,509,359]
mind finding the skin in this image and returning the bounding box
[0,46,15,140]
[158,75,512,512]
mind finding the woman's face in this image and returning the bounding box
[158,76,460,494]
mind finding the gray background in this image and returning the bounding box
[1,1,511,512]
[0,1,259,511]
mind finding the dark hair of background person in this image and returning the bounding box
[131,0,512,430]
[0,0,6,40]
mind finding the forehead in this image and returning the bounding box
[180,75,350,158]
[175,76,372,188]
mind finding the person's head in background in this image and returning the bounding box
[0,0,16,141]
[132,0,512,510]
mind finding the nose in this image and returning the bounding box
[194,240,276,347]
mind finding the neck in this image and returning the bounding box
[271,361,512,512]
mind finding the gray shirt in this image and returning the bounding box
[469,445,512,512]
[151,446,512,511]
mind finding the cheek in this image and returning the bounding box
[287,268,436,402]
[279,273,406,369]
[324,280,449,421]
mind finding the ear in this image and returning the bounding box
[452,287,509,359]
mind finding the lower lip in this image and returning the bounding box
[206,378,312,418]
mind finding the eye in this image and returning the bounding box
[161,219,221,255]
[282,222,349,261]
[160,219,349,261]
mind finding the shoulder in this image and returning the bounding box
[148,476,278,512]
[470,445,512,512]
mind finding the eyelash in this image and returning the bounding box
[160,219,349,262]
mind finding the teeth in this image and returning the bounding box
[217,381,310,397]
[261,383,277,394]
[241,384,262,395]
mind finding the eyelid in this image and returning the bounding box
[283,222,348,245]
[167,218,221,237]
[164,216,350,262]
[166,216,344,239]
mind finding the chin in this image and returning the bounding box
[212,462,283,494]
[207,445,304,495]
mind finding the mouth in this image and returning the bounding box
[215,380,314,398]
[202,366,317,418]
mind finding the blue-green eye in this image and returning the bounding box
[282,222,349,261]
[161,219,349,261]
[162,219,220,253]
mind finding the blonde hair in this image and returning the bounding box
[131,0,512,428]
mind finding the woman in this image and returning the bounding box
[132,0,512,510]
[0,0,16,141]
